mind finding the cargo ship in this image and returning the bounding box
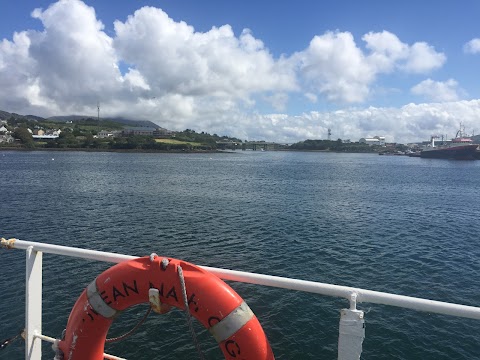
[420,125,479,160]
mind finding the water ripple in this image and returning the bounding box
[1,151,480,359]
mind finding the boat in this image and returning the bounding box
[420,125,479,160]
[379,151,406,156]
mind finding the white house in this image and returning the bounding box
[359,136,386,146]
[0,134,14,143]
[97,130,121,138]
[0,125,8,133]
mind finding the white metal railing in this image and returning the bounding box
[2,238,480,360]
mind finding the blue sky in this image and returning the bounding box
[1,0,480,142]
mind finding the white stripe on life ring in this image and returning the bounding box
[209,301,254,343]
[87,278,118,319]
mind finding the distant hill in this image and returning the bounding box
[25,115,47,121]
[0,109,160,128]
[47,115,158,128]
[103,117,159,128]
[0,110,46,122]
[0,110,24,120]
[47,115,86,122]
[0,110,11,120]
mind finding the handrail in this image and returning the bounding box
[2,237,480,360]
[33,333,126,360]
[3,238,480,320]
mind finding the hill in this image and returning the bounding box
[0,110,28,120]
[47,115,158,128]
[25,115,47,121]
[0,109,159,128]
[0,110,47,122]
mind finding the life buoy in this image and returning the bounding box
[58,255,274,359]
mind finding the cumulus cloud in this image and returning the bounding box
[0,1,299,121]
[464,38,480,54]
[363,32,446,73]
[411,79,464,102]
[0,0,469,144]
[402,42,446,73]
[363,30,408,72]
[0,0,126,115]
[363,31,446,74]
[113,9,297,99]
[295,30,445,104]
[30,0,123,106]
[245,100,480,144]
[296,31,374,103]
[0,31,38,111]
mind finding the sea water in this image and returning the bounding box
[1,150,479,359]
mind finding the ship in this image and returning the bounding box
[420,125,479,160]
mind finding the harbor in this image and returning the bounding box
[1,150,479,359]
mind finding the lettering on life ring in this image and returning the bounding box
[58,255,275,360]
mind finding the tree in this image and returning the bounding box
[13,127,34,148]
[83,132,94,148]
[58,128,77,147]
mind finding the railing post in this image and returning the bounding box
[338,293,365,360]
[26,246,42,360]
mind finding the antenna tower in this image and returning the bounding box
[97,101,100,132]
[327,128,331,140]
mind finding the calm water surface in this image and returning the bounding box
[1,150,479,359]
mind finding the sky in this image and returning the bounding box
[1,0,480,143]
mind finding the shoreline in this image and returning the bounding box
[0,146,380,155]
[0,146,225,154]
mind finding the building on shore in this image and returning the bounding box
[121,127,175,138]
[359,136,386,146]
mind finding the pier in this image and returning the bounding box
[216,141,288,151]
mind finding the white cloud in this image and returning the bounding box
[411,78,463,102]
[113,8,297,100]
[239,100,480,144]
[295,30,446,104]
[464,38,480,54]
[30,0,122,106]
[0,0,470,145]
[123,68,151,91]
[402,42,446,73]
[304,92,318,103]
[363,31,446,74]
[296,31,374,104]
[363,31,408,72]
[0,31,37,110]
[0,0,127,115]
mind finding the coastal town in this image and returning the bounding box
[1,110,479,159]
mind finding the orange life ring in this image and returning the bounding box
[58,255,275,359]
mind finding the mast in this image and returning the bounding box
[97,101,100,133]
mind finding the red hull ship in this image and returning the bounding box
[420,125,479,160]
